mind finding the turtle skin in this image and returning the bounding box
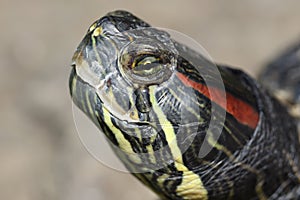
[259,42,300,132]
[69,10,300,200]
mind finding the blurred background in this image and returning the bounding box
[1,0,300,199]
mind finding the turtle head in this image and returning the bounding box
[69,11,265,200]
[69,10,178,123]
[69,11,184,176]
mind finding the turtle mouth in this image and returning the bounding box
[69,67,97,123]
[69,66,145,124]
[69,67,96,113]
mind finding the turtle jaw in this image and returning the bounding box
[69,66,106,127]
[69,66,92,116]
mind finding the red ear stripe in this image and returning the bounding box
[176,72,259,129]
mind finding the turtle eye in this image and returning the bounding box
[120,50,174,86]
[132,53,168,76]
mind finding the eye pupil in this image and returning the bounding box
[130,54,168,76]
[133,63,162,75]
[136,56,157,66]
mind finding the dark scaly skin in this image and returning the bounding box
[69,10,300,199]
[259,42,300,131]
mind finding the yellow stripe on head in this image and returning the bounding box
[148,86,208,200]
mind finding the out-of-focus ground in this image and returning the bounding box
[1,1,300,200]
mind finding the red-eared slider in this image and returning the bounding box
[69,10,300,200]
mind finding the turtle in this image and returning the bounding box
[69,10,300,200]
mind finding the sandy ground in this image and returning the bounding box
[1,1,300,200]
